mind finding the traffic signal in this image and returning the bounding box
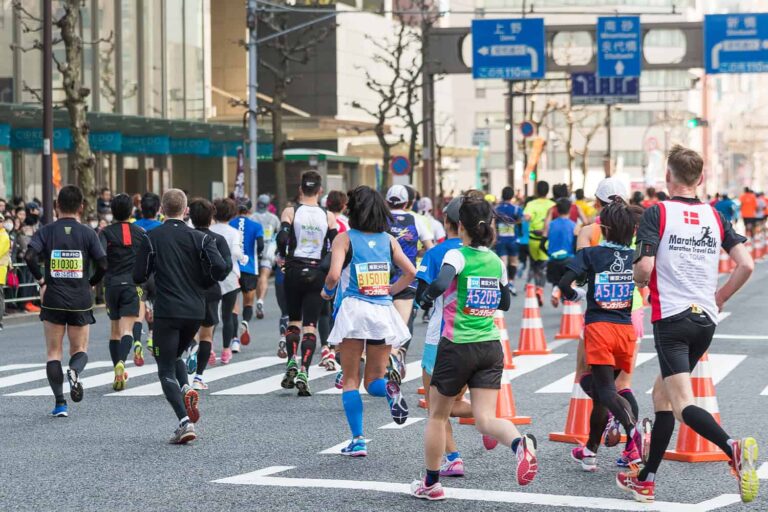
[529,170,536,182]
[686,117,709,128]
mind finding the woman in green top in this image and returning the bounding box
[410,193,539,501]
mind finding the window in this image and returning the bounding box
[166,0,185,119]
[0,1,13,102]
[612,110,656,127]
[121,0,139,114]
[486,152,506,169]
[616,150,645,166]
[143,0,163,116]
[184,0,205,120]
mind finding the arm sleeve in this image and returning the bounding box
[24,247,44,281]
[423,263,458,304]
[557,269,580,301]
[132,233,153,285]
[498,281,511,311]
[415,278,429,304]
[442,249,465,274]
[634,205,661,262]
[89,256,108,286]
[256,236,264,258]
[28,227,45,254]
[88,229,107,260]
[203,235,229,281]
[276,221,292,257]
[718,211,747,251]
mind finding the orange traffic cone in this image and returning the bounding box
[418,398,428,409]
[549,373,593,444]
[495,310,516,369]
[514,284,550,355]
[759,230,766,260]
[418,387,426,396]
[460,368,531,425]
[718,249,731,274]
[665,352,730,462]
[747,237,755,261]
[555,301,584,340]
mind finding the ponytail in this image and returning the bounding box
[459,192,496,248]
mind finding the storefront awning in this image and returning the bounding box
[345,141,480,161]
[283,149,359,164]
[209,114,388,142]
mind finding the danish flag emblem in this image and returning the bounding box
[683,211,700,225]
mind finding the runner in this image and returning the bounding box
[251,194,281,321]
[619,145,759,504]
[187,198,233,389]
[495,186,523,296]
[321,185,413,456]
[24,185,107,417]
[545,199,577,306]
[523,181,555,306]
[229,199,264,350]
[99,193,146,391]
[134,192,162,355]
[415,196,474,477]
[133,189,228,444]
[418,196,446,244]
[411,193,537,500]
[557,199,651,472]
[386,184,434,376]
[276,171,338,396]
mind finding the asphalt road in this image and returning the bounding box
[0,265,767,512]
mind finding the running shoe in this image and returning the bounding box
[341,437,367,457]
[615,452,633,468]
[535,287,544,307]
[324,353,338,372]
[387,354,403,385]
[256,302,264,319]
[50,403,68,418]
[616,471,654,503]
[182,385,200,424]
[318,346,332,369]
[186,351,198,375]
[133,341,145,367]
[277,338,287,359]
[730,437,759,503]
[208,350,216,367]
[221,348,233,365]
[570,445,597,472]
[169,422,196,445]
[112,361,127,392]
[621,445,642,466]
[633,417,653,464]
[482,435,498,451]
[440,457,465,477]
[230,340,241,354]
[515,434,538,486]
[421,310,431,324]
[281,357,298,389]
[146,338,154,357]
[192,376,208,391]
[508,282,518,296]
[410,479,445,501]
[334,370,344,389]
[603,412,621,447]
[239,320,251,346]
[385,380,409,425]
[296,370,312,397]
[67,369,83,403]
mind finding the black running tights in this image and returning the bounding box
[154,317,201,420]
[220,290,238,349]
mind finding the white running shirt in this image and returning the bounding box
[291,204,328,261]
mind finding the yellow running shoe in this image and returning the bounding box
[731,437,759,503]
[113,361,126,392]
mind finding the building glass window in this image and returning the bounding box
[184,0,204,120]
[20,0,41,104]
[97,0,116,112]
[121,0,139,114]
[166,0,185,119]
[143,0,163,117]
[81,2,93,110]
[0,0,14,102]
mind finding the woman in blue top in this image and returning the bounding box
[322,186,416,457]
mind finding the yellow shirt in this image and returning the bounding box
[524,198,556,234]
[575,199,596,220]
[0,229,10,285]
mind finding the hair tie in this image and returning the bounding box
[477,220,486,225]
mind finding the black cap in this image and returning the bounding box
[237,198,252,212]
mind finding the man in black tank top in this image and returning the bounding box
[276,171,338,396]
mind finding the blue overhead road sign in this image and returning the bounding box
[571,72,639,105]
[597,16,641,78]
[471,18,545,80]
[705,13,768,74]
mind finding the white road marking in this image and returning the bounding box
[761,385,768,396]
[717,312,731,322]
[319,440,370,455]
[0,361,113,390]
[546,338,575,351]
[212,466,741,511]
[378,417,424,430]
[505,353,567,381]
[7,363,158,396]
[213,363,334,396]
[109,356,283,396]
[645,354,746,394]
[535,353,657,394]
[0,363,43,373]
[317,361,422,395]
[758,462,768,479]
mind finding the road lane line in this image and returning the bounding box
[0,361,113,390]
[378,417,424,429]
[0,363,43,373]
[536,353,656,394]
[317,361,422,395]
[213,364,334,395]
[645,354,746,394]
[7,363,158,396]
[212,466,740,511]
[108,356,283,396]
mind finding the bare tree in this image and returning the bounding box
[13,0,103,213]
[574,110,608,189]
[258,5,333,208]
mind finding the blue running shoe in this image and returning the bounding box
[186,351,198,375]
[334,370,344,389]
[386,380,409,425]
[51,403,68,417]
[341,437,368,457]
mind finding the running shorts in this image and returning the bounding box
[393,287,416,301]
[653,307,715,378]
[430,337,502,397]
[495,238,519,258]
[743,217,757,228]
[284,264,325,326]
[528,237,548,262]
[260,244,277,269]
[239,272,258,292]
[40,308,95,326]
[202,299,220,328]
[583,322,636,374]
[105,285,141,320]
[421,343,438,376]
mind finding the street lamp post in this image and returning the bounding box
[42,0,53,223]
[247,0,259,202]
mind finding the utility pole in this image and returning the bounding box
[421,14,435,203]
[604,104,612,177]
[246,0,258,202]
[42,0,53,223]
[506,81,515,192]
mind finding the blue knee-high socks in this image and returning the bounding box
[367,378,388,397]
[342,390,364,438]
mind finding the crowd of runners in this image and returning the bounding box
[24,144,759,505]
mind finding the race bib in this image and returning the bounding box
[463,276,501,317]
[594,271,634,310]
[356,262,390,296]
[50,250,84,279]
[264,226,274,239]
[497,222,515,237]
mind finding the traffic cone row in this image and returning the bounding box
[549,373,592,444]
[554,300,584,340]
[665,352,730,462]
[515,284,551,355]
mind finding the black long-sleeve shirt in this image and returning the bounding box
[133,219,228,320]
[99,221,145,287]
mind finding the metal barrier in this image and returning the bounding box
[2,262,41,304]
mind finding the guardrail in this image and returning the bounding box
[2,262,41,304]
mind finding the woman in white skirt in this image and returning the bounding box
[321,186,416,457]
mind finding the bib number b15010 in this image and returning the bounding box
[356,262,390,296]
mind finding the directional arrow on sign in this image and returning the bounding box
[478,46,489,56]
[615,61,625,75]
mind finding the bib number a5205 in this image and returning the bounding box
[464,276,501,317]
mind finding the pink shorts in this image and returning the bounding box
[631,308,645,341]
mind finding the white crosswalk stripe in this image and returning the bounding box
[6,363,158,396]
[506,353,567,381]
[535,353,657,394]
[0,363,44,373]
[317,361,422,395]
[213,362,334,395]
[0,361,113,390]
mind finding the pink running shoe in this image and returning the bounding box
[621,444,642,466]
[208,350,216,367]
[482,435,499,451]
[221,348,232,365]
[570,445,597,472]
[439,458,465,477]
[515,434,539,486]
[410,479,446,501]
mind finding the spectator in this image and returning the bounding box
[97,187,112,215]
[630,191,644,206]
[641,187,658,209]
[656,191,668,201]
[0,198,6,215]
[739,187,757,237]
[25,201,40,228]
